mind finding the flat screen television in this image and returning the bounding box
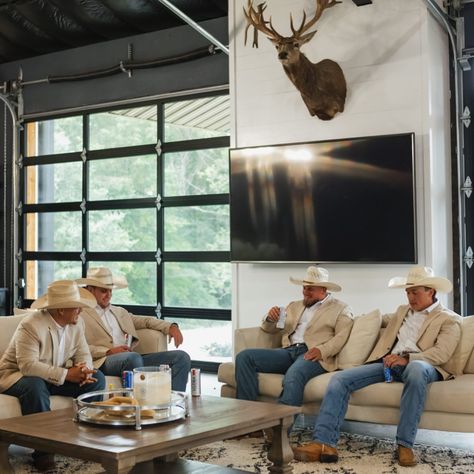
[230,133,416,263]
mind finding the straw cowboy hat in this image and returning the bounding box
[31,280,97,310]
[289,266,342,292]
[76,267,128,289]
[388,266,453,293]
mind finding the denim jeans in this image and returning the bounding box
[4,371,106,415]
[235,345,327,406]
[313,360,441,448]
[99,350,191,392]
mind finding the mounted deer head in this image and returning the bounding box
[243,0,346,121]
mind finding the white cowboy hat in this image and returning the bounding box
[388,266,452,293]
[76,267,128,289]
[31,280,97,310]
[289,266,342,292]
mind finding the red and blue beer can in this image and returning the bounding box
[383,366,393,383]
[122,370,134,389]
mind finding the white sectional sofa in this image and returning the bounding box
[218,311,474,433]
[0,313,167,419]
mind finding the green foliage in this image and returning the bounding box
[28,99,231,349]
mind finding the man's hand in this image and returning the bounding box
[66,362,98,386]
[383,353,409,368]
[266,306,280,322]
[106,345,131,355]
[304,347,322,361]
[168,324,184,348]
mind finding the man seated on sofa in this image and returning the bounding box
[77,267,191,391]
[0,280,105,472]
[293,266,462,467]
[235,266,353,415]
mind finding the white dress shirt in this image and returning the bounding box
[52,319,69,368]
[392,301,440,355]
[95,305,127,346]
[290,295,330,344]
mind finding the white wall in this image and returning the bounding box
[229,0,453,330]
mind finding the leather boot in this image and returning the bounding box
[292,442,323,462]
[397,445,417,467]
[320,444,339,463]
[292,442,339,463]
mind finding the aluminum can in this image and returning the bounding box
[122,370,134,389]
[383,366,393,383]
[276,306,287,329]
[191,368,201,396]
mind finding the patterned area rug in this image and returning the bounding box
[9,429,474,473]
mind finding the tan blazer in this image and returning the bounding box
[261,296,353,372]
[367,303,462,380]
[80,305,173,369]
[0,311,93,392]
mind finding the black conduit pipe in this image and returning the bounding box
[48,45,220,84]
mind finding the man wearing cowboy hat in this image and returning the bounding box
[0,280,105,471]
[77,267,191,391]
[293,266,462,467]
[235,266,353,412]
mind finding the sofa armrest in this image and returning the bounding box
[134,329,167,354]
[234,326,282,355]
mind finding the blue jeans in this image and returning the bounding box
[99,350,191,392]
[313,360,442,448]
[235,345,327,406]
[4,371,106,415]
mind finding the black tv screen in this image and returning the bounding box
[230,133,416,263]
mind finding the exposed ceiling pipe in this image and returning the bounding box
[156,0,229,55]
[423,0,465,314]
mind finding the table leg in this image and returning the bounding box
[267,417,294,474]
[0,442,13,474]
[101,457,137,474]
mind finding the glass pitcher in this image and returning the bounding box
[133,365,172,406]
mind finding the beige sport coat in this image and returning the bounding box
[0,311,93,392]
[261,297,353,372]
[80,305,173,369]
[366,303,462,380]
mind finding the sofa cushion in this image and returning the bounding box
[348,375,474,415]
[217,362,236,387]
[337,310,382,369]
[442,315,474,376]
[0,314,27,353]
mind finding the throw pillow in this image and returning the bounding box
[337,309,382,369]
[442,315,474,376]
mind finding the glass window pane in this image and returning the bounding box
[164,206,229,251]
[26,212,82,251]
[89,155,157,200]
[88,261,157,305]
[26,117,82,156]
[164,96,230,142]
[164,148,229,196]
[26,162,82,204]
[89,108,157,149]
[25,260,82,300]
[88,209,156,251]
[169,318,231,363]
[164,262,231,309]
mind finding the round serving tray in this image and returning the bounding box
[74,389,188,429]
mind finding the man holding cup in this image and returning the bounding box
[235,266,353,410]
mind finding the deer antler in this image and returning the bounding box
[290,0,341,39]
[243,0,283,48]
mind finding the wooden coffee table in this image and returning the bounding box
[0,395,300,473]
